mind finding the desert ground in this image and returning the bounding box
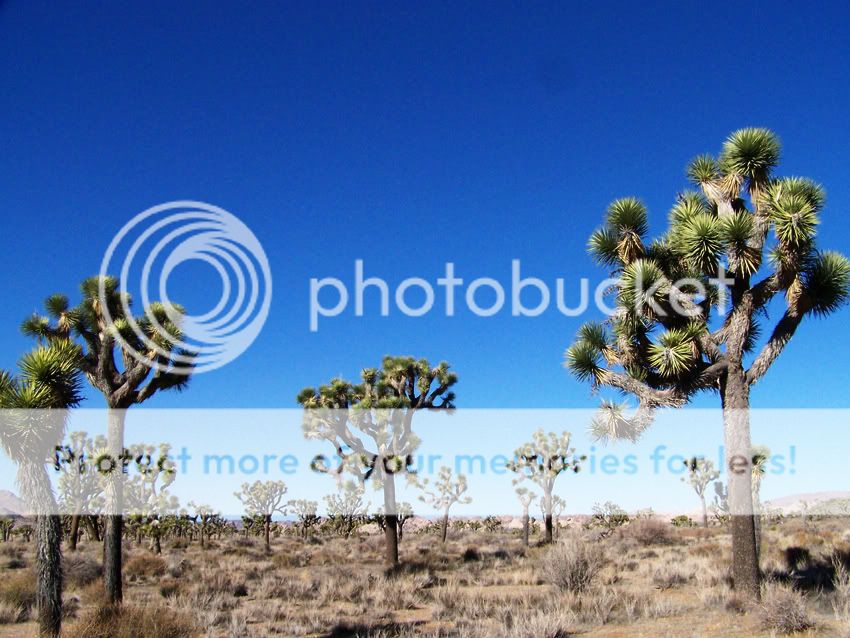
[1,515,849,637]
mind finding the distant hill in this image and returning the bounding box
[764,491,850,514]
[0,490,28,516]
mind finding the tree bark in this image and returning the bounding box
[103,408,126,604]
[544,514,553,544]
[440,511,449,543]
[264,514,271,551]
[721,368,760,599]
[68,514,80,551]
[522,512,530,546]
[700,495,708,529]
[382,473,399,567]
[35,515,63,638]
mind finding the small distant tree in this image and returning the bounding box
[187,502,218,548]
[0,517,14,542]
[417,467,471,543]
[324,480,368,537]
[682,457,720,528]
[750,446,770,555]
[373,502,414,543]
[297,356,457,566]
[508,429,584,544]
[590,501,629,538]
[234,480,287,550]
[125,443,179,554]
[515,487,537,546]
[56,431,107,551]
[16,524,34,542]
[288,499,320,539]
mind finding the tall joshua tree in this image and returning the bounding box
[565,129,850,598]
[0,341,83,637]
[22,277,194,603]
[507,429,584,544]
[682,457,720,528]
[417,466,471,543]
[297,356,457,567]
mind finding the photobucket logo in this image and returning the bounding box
[99,201,272,374]
[309,260,732,330]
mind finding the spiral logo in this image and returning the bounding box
[99,201,272,375]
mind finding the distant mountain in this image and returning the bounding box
[764,491,850,514]
[0,490,28,516]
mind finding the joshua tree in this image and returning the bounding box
[590,501,630,538]
[417,467,471,543]
[0,341,83,637]
[750,445,770,555]
[22,278,194,603]
[515,487,537,546]
[298,356,457,567]
[56,431,107,551]
[373,501,415,543]
[234,480,288,550]
[0,517,14,542]
[507,429,584,544]
[324,480,369,537]
[287,499,320,539]
[565,129,849,597]
[682,457,720,528]
[125,443,179,554]
[187,502,218,548]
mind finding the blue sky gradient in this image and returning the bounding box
[1,2,849,509]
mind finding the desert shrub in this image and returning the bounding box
[651,564,692,589]
[589,502,629,537]
[625,518,673,546]
[233,582,249,597]
[503,606,575,638]
[159,579,181,599]
[671,515,696,528]
[0,601,24,624]
[64,554,102,588]
[0,571,36,612]
[462,547,481,562]
[69,604,196,638]
[482,516,502,532]
[125,554,167,580]
[784,546,811,571]
[5,557,26,569]
[759,584,815,634]
[541,536,604,592]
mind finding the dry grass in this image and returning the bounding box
[3,516,850,636]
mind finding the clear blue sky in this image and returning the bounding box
[1,2,849,512]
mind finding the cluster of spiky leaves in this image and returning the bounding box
[568,128,850,442]
[507,429,585,498]
[21,276,194,406]
[0,341,83,462]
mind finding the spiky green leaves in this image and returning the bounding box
[564,340,605,383]
[647,327,696,377]
[687,155,720,185]
[619,259,668,317]
[719,128,781,184]
[802,251,850,316]
[589,198,648,267]
[588,227,620,266]
[675,213,723,272]
[718,211,761,277]
[669,191,711,226]
[763,177,823,249]
[588,400,641,443]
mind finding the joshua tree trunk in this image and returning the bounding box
[19,463,63,638]
[103,408,126,604]
[700,495,708,529]
[153,533,161,555]
[521,510,530,547]
[721,367,760,599]
[264,514,271,550]
[440,510,449,543]
[382,473,399,567]
[35,515,63,638]
[68,514,80,551]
